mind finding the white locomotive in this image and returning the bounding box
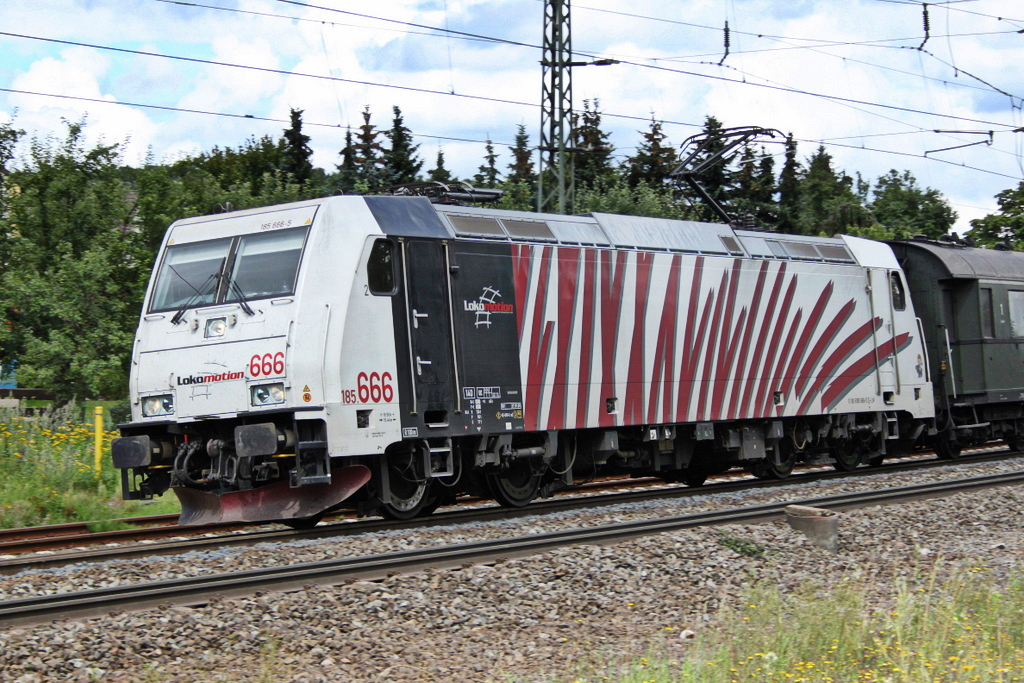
[112,195,934,525]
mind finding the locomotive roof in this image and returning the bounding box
[364,196,866,265]
[890,239,1024,281]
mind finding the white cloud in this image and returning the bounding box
[1,0,1022,230]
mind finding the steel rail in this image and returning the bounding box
[0,446,1016,575]
[0,514,180,544]
[1,469,1022,628]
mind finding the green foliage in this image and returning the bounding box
[428,149,454,183]
[382,105,423,185]
[506,124,537,186]
[0,119,23,177]
[716,530,767,558]
[623,116,676,188]
[280,108,313,186]
[0,118,308,401]
[495,180,535,211]
[193,134,285,195]
[776,134,802,233]
[573,99,615,188]
[0,405,179,528]
[729,143,777,226]
[576,177,692,220]
[473,139,501,188]
[796,145,870,236]
[581,569,1024,683]
[969,180,1024,247]
[870,169,956,239]
[352,106,388,190]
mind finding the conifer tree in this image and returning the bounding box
[573,99,614,188]
[335,129,360,193]
[688,116,730,201]
[281,108,313,186]
[776,134,801,233]
[507,124,537,186]
[353,106,387,189]
[623,117,677,188]
[383,105,422,185]
[428,149,453,183]
[473,140,500,188]
[730,143,777,226]
[797,145,865,235]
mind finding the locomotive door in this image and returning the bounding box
[403,240,455,413]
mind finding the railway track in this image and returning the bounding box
[0,445,1016,575]
[1,467,1021,628]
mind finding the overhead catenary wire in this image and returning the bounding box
[2,30,1018,133]
[4,85,1017,184]
[5,0,1024,186]
[0,87,515,147]
[155,0,1024,136]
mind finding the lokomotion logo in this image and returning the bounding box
[463,286,514,328]
[177,371,245,385]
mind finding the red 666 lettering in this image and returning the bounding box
[342,371,394,404]
[249,351,285,377]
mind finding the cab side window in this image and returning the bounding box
[890,271,906,311]
[367,239,396,295]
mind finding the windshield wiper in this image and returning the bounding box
[170,272,219,325]
[224,277,255,316]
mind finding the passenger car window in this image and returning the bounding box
[981,288,995,338]
[1009,291,1024,337]
[367,239,396,295]
[889,272,906,311]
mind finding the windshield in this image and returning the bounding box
[226,227,308,302]
[150,238,231,312]
[149,227,309,313]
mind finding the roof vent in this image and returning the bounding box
[500,219,555,241]
[447,214,506,238]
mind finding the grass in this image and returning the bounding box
[0,405,179,529]
[572,567,1024,682]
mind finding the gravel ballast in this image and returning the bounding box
[1,457,1023,682]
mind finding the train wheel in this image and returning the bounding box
[832,442,862,472]
[379,449,434,520]
[935,438,962,461]
[1005,434,1023,453]
[488,459,541,508]
[751,443,797,480]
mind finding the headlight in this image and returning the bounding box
[205,317,227,338]
[142,394,174,417]
[251,382,286,406]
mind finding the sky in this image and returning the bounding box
[2,0,1024,232]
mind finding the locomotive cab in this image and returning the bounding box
[113,198,402,525]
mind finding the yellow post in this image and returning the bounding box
[93,406,104,480]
